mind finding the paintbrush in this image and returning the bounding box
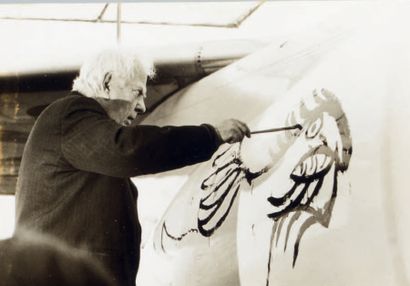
[250,124,303,135]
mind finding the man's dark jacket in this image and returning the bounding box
[15,92,222,286]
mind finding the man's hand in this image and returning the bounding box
[215,119,251,144]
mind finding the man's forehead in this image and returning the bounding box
[129,78,147,91]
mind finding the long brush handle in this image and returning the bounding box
[250,124,302,135]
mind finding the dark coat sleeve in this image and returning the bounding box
[61,96,222,178]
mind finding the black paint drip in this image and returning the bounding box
[160,223,199,252]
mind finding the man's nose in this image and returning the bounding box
[135,99,146,114]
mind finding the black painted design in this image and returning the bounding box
[160,143,266,248]
[266,145,336,273]
[198,144,266,237]
[159,89,352,282]
[264,89,352,285]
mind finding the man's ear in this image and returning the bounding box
[103,72,112,95]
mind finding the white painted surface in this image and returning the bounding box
[0,195,15,239]
[136,2,410,286]
[238,6,410,284]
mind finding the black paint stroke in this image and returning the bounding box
[292,216,317,267]
[264,89,352,286]
[275,214,287,248]
[290,170,338,268]
[266,222,279,286]
[198,184,241,237]
[265,159,336,286]
[284,211,302,252]
[160,223,199,252]
[161,143,267,244]
[265,145,335,271]
[198,144,267,237]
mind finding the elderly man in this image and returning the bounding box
[15,49,250,286]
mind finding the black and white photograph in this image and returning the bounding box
[0,0,409,285]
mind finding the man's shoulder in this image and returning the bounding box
[56,92,103,110]
[43,92,106,118]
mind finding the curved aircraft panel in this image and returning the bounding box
[136,13,359,286]
[236,10,410,284]
[137,4,410,286]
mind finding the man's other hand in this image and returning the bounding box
[215,119,251,144]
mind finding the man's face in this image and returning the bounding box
[105,72,147,125]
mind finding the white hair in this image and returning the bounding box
[72,49,155,99]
